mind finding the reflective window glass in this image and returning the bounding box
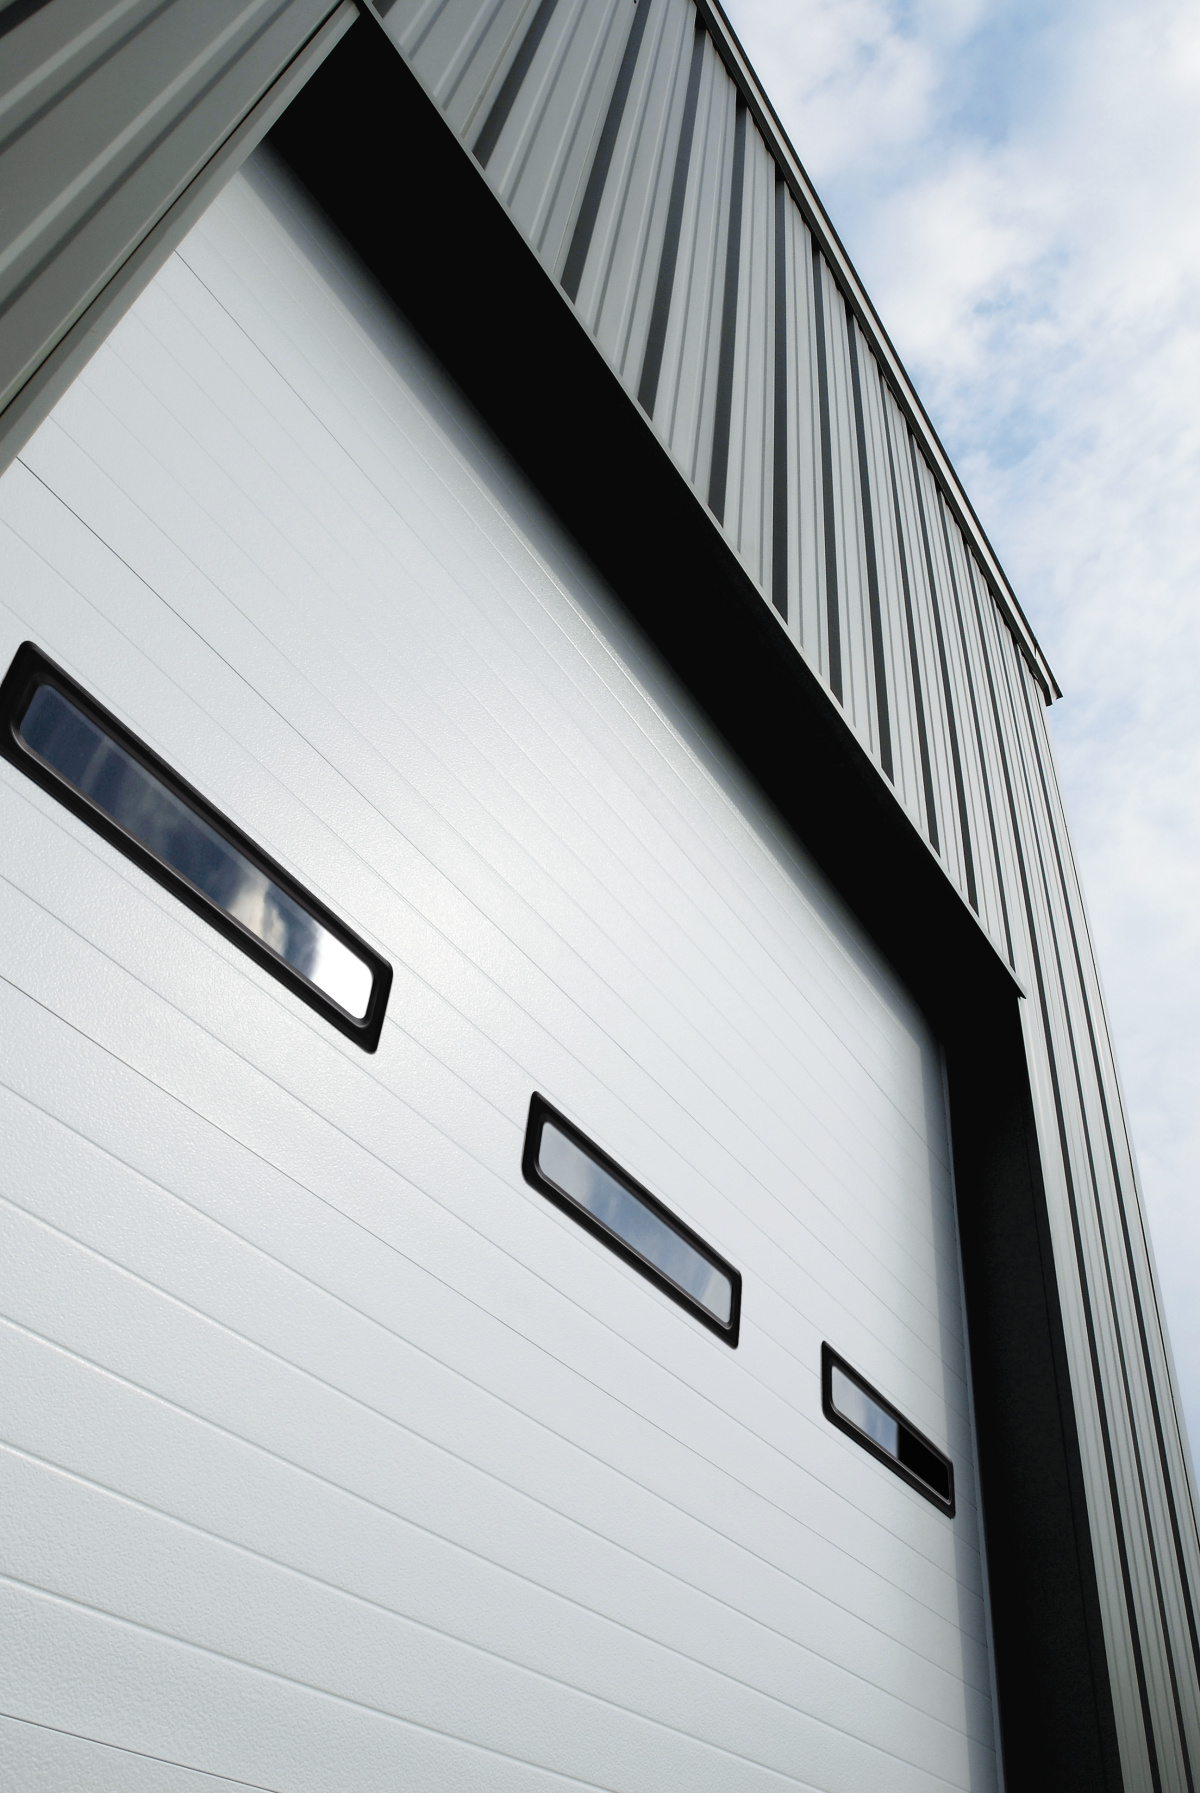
[1,645,389,1048]
[524,1096,740,1341]
[823,1345,954,1512]
[20,685,373,1019]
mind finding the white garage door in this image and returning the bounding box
[0,147,1001,1792]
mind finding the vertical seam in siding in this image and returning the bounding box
[474,0,562,168]
[1018,706,1194,1787]
[810,245,841,702]
[0,0,177,165]
[0,0,315,352]
[706,92,744,521]
[880,380,937,850]
[936,494,1012,963]
[986,612,1164,1792]
[846,305,890,779]
[909,433,976,910]
[560,0,648,303]
[636,16,704,417]
[769,171,787,619]
[1015,661,1200,1729]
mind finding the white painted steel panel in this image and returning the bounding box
[344,6,1200,1774]
[0,149,999,1790]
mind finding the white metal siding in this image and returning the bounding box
[0,150,998,1791]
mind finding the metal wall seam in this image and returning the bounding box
[855,328,926,828]
[809,246,843,704]
[1013,666,1200,1777]
[704,90,745,524]
[908,443,979,915]
[397,0,534,136]
[981,601,1165,1790]
[845,308,893,782]
[492,0,631,269]
[359,12,1200,1759]
[722,115,773,595]
[0,0,344,444]
[886,399,966,892]
[691,0,1057,700]
[1024,671,1200,1666]
[471,0,557,165]
[783,200,821,670]
[769,172,788,620]
[1013,711,1190,1789]
[875,374,940,850]
[936,504,1013,962]
[941,530,1018,965]
[654,35,732,498]
[583,0,693,390]
[822,270,877,760]
[976,598,1150,1787]
[965,563,1035,976]
[636,16,706,416]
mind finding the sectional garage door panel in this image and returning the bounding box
[0,148,1000,1790]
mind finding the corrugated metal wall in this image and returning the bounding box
[0,0,348,460]
[374,0,1200,1784]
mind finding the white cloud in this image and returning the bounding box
[725,0,1200,1460]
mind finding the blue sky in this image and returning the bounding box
[722,0,1200,1466]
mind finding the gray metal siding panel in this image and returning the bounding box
[655,40,730,498]
[578,0,694,389]
[856,329,924,828]
[784,204,824,678]
[480,0,627,268]
[888,406,969,895]
[720,115,771,595]
[821,268,876,759]
[0,0,338,421]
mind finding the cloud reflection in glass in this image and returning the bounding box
[537,1116,734,1327]
[19,682,374,1020]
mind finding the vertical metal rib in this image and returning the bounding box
[770,173,788,619]
[988,638,1167,1792]
[975,606,1162,1793]
[637,19,705,417]
[1023,654,1200,1699]
[811,244,842,702]
[561,0,650,303]
[909,432,976,910]
[474,0,561,169]
[936,496,1012,961]
[707,96,746,522]
[1014,657,1200,1770]
[881,386,938,848]
[845,303,891,777]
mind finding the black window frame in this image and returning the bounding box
[822,1342,955,1515]
[522,1092,742,1345]
[0,641,392,1051]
